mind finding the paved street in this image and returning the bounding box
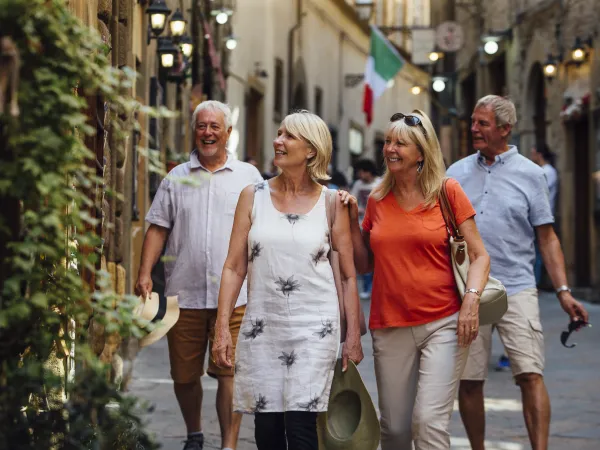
[130,292,600,449]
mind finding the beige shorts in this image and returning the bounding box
[461,287,544,381]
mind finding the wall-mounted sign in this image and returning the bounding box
[435,21,464,53]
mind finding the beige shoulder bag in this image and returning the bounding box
[439,179,508,326]
[324,189,367,342]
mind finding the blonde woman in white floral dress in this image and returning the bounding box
[213,111,363,450]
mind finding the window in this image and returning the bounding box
[349,125,364,156]
[314,87,323,117]
[274,58,284,121]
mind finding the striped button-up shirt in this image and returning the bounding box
[146,151,263,309]
[447,146,554,295]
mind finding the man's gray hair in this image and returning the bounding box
[191,100,232,129]
[475,95,517,127]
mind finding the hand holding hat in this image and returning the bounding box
[342,331,364,373]
[133,292,180,347]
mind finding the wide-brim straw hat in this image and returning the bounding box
[133,292,180,347]
[317,359,380,450]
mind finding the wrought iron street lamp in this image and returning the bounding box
[180,34,193,59]
[157,37,179,69]
[169,9,187,41]
[543,54,557,80]
[225,35,238,50]
[212,7,233,25]
[147,0,171,40]
[571,37,586,62]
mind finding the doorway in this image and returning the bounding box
[572,118,591,286]
[246,87,264,167]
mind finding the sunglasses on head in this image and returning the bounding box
[560,319,591,348]
[390,113,427,136]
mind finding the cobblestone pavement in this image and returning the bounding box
[130,292,600,449]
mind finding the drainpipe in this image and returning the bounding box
[287,0,303,111]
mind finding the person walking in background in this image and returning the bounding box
[135,101,263,450]
[350,158,380,299]
[447,95,588,450]
[212,110,363,450]
[531,143,558,214]
[339,110,490,450]
[531,143,558,285]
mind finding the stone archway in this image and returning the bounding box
[522,62,546,155]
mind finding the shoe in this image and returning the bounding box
[359,291,371,300]
[182,434,204,450]
[495,355,511,372]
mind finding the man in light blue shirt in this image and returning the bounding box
[447,95,588,450]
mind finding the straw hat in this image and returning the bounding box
[317,359,380,450]
[133,292,180,347]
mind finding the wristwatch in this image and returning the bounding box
[465,288,481,299]
[555,285,572,296]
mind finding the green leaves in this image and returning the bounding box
[0,0,164,448]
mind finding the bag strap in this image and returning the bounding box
[439,178,463,239]
[324,189,336,254]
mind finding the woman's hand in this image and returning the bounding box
[212,323,234,369]
[342,331,364,372]
[457,293,480,347]
[337,190,359,224]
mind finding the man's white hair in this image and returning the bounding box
[475,95,517,127]
[191,100,232,129]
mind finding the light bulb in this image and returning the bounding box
[432,79,446,92]
[216,12,228,24]
[544,64,556,76]
[484,41,499,55]
[181,43,193,58]
[150,13,166,31]
[161,53,174,68]
[411,86,421,95]
[429,52,440,62]
[226,38,237,50]
[572,48,585,61]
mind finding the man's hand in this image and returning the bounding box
[135,272,153,298]
[558,291,589,323]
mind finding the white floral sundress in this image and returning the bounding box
[233,182,340,414]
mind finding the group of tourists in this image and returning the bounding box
[135,95,589,450]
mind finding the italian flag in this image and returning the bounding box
[363,26,405,125]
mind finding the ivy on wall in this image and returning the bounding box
[0,0,166,448]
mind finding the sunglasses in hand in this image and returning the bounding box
[560,319,591,348]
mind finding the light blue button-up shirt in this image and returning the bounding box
[446,146,554,295]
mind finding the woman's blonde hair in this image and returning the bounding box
[371,109,446,208]
[280,110,332,181]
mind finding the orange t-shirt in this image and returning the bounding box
[362,178,476,329]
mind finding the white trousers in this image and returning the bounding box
[372,312,468,450]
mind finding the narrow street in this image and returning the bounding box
[130,292,600,449]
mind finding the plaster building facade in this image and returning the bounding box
[226,0,430,177]
[451,0,600,292]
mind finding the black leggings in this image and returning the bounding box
[254,411,318,450]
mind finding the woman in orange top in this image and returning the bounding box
[339,110,490,450]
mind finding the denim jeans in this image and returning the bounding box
[254,411,318,450]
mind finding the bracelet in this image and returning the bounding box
[465,288,481,299]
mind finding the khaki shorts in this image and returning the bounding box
[461,288,544,381]
[167,305,246,384]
